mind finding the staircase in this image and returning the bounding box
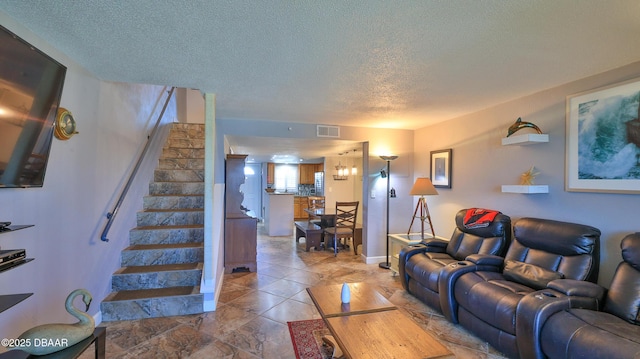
[101,123,206,321]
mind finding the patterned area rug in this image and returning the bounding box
[288,319,333,359]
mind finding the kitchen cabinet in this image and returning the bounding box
[266,162,275,185]
[314,163,324,172]
[299,164,316,184]
[294,196,309,219]
[294,199,300,219]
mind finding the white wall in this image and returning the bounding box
[0,12,176,346]
[414,61,640,287]
[176,88,204,124]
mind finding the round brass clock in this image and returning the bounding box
[54,107,78,140]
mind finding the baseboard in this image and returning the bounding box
[200,275,223,312]
[93,311,102,326]
[363,255,387,265]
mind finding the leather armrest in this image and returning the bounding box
[466,254,504,267]
[439,261,469,323]
[439,256,504,324]
[516,285,604,359]
[547,279,606,300]
[438,260,482,323]
[421,238,448,252]
[398,244,428,290]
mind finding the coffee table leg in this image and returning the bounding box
[321,335,344,359]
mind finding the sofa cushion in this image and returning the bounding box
[503,260,564,290]
[506,218,600,283]
[448,210,511,260]
[570,309,640,343]
[454,271,535,334]
[513,218,600,256]
[406,253,456,292]
[541,309,640,359]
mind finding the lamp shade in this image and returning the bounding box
[410,178,438,196]
[379,155,398,161]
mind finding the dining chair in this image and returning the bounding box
[323,201,359,256]
[307,196,325,225]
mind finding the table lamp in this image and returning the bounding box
[407,177,438,239]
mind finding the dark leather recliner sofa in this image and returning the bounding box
[520,232,640,359]
[399,208,511,312]
[438,217,601,358]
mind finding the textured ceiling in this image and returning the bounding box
[2,1,640,131]
[1,1,640,162]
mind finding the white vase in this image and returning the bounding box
[341,282,350,303]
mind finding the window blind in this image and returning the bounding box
[274,164,298,192]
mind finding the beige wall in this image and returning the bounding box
[336,126,415,259]
[176,88,205,123]
[414,60,640,286]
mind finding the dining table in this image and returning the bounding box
[302,208,363,255]
[304,207,336,227]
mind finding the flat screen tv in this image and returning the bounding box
[0,25,66,188]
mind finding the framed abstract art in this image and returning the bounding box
[430,149,452,188]
[566,77,640,193]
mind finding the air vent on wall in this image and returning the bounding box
[317,125,340,138]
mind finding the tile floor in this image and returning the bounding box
[89,224,508,358]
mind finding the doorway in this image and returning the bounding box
[241,163,262,219]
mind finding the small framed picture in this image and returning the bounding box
[430,149,452,188]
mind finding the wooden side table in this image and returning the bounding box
[388,233,426,274]
[389,233,449,274]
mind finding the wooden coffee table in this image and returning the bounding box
[307,282,396,317]
[307,283,453,359]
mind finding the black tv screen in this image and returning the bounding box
[0,25,66,188]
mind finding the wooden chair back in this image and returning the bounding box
[307,196,325,211]
[334,201,359,231]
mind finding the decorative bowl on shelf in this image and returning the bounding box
[265,188,276,193]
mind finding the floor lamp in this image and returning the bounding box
[379,155,398,270]
[407,177,438,239]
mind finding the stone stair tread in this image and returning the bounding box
[146,193,204,197]
[140,208,203,213]
[117,263,202,274]
[133,224,203,230]
[152,181,204,184]
[104,286,199,301]
[125,242,203,250]
[102,124,206,321]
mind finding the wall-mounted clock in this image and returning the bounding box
[54,107,78,140]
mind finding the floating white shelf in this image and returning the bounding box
[501,185,549,194]
[501,133,549,146]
